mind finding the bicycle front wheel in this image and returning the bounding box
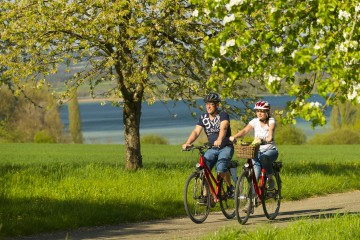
[235,169,253,225]
[261,172,281,220]
[184,172,210,224]
[219,178,235,219]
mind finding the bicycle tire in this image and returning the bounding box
[184,172,210,224]
[235,169,253,225]
[261,171,281,220]
[219,178,235,219]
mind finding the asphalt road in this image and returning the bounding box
[11,190,360,240]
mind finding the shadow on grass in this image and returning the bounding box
[270,208,360,223]
[0,196,184,238]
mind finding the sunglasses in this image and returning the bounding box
[256,109,267,113]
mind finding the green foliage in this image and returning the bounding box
[1,143,360,237]
[309,129,360,144]
[191,0,360,127]
[276,124,307,145]
[0,87,64,143]
[33,130,55,143]
[141,134,169,145]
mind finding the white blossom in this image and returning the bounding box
[347,40,358,49]
[270,7,277,13]
[356,4,360,13]
[339,43,348,52]
[275,46,284,53]
[348,84,360,102]
[225,0,245,11]
[267,74,281,84]
[291,50,297,58]
[314,43,323,50]
[248,66,254,73]
[220,46,227,55]
[192,9,199,17]
[338,10,351,21]
[212,59,217,67]
[225,39,236,47]
[223,14,235,25]
[282,26,290,33]
[204,8,211,15]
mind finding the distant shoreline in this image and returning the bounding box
[77,98,120,103]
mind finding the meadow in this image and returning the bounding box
[0,143,359,238]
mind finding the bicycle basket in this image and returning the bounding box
[235,144,260,159]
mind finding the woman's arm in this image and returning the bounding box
[229,123,253,142]
[266,122,275,142]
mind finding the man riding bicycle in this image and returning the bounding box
[182,92,235,202]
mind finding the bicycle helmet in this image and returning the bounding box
[254,100,270,110]
[204,92,221,103]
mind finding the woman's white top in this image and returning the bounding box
[249,117,277,152]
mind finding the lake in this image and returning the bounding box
[59,95,331,144]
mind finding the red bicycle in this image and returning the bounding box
[234,143,282,224]
[183,144,238,224]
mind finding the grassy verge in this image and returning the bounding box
[0,144,359,237]
[202,213,360,240]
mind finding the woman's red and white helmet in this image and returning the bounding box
[254,101,270,110]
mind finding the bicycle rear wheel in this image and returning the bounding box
[235,169,253,224]
[184,172,210,223]
[219,178,235,219]
[261,172,281,220]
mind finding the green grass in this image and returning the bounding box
[0,144,359,237]
[202,213,360,240]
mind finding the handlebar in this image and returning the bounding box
[183,143,215,152]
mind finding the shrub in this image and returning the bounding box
[308,129,360,144]
[276,124,307,145]
[0,87,64,143]
[34,130,55,143]
[141,134,169,145]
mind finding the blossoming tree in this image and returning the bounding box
[0,0,218,170]
[191,0,359,127]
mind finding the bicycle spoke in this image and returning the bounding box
[235,170,252,224]
[184,172,210,223]
[262,173,281,220]
[220,178,235,219]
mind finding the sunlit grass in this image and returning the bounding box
[203,213,360,240]
[0,144,359,237]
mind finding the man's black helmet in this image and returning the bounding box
[204,92,221,103]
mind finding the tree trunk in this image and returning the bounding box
[123,97,143,170]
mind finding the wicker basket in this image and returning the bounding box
[235,144,260,159]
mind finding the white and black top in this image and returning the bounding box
[197,111,232,148]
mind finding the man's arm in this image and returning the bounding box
[182,125,203,150]
[214,120,229,147]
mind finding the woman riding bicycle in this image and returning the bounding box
[229,100,278,190]
[182,92,235,199]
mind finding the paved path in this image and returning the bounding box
[13,190,360,240]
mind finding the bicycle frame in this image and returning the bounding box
[246,158,266,201]
[184,144,237,223]
[198,153,222,203]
